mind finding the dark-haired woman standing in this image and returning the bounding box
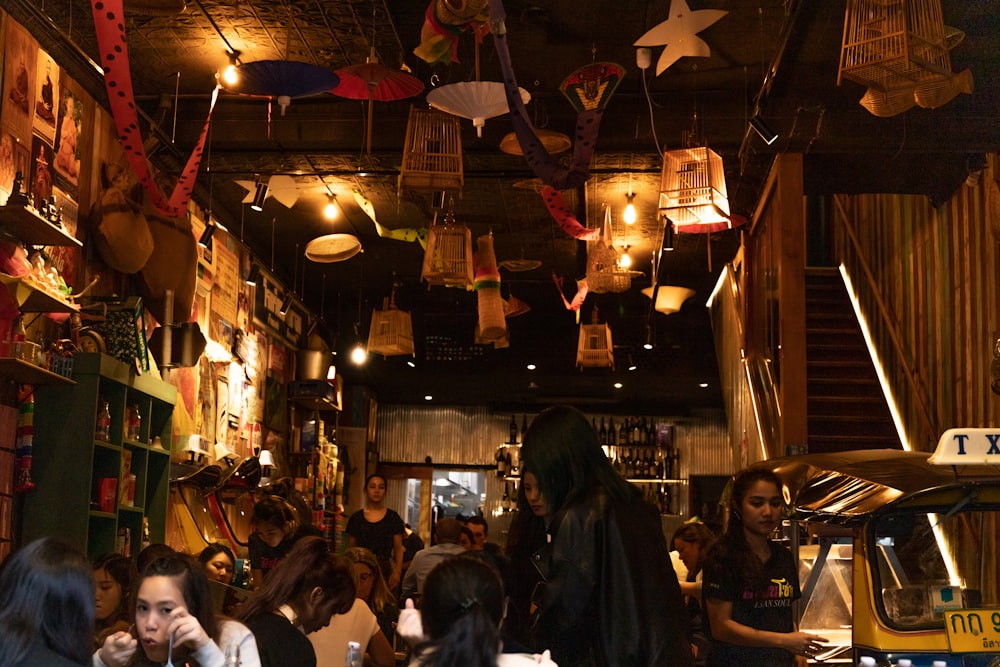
[702,468,827,667]
[506,405,692,666]
[346,474,405,590]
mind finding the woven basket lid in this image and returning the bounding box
[305,234,362,263]
[500,129,572,156]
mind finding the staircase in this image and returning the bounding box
[805,268,900,453]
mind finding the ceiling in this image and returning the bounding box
[13,0,1000,411]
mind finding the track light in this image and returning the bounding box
[279,293,293,317]
[627,353,637,371]
[250,176,268,212]
[324,194,339,220]
[198,224,215,248]
[643,328,654,350]
[749,115,778,145]
[221,50,240,86]
[623,193,637,225]
[245,263,260,287]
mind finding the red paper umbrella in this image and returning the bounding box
[333,49,425,154]
[224,60,340,116]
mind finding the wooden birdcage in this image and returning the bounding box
[658,146,730,226]
[586,206,639,293]
[838,0,952,92]
[576,308,614,370]
[398,107,464,196]
[420,208,474,289]
[367,294,414,358]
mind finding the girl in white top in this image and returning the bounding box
[95,552,261,667]
[399,555,557,667]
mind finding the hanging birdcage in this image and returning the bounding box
[838,0,953,92]
[658,145,730,226]
[586,205,641,294]
[398,106,464,196]
[367,292,414,358]
[420,206,474,290]
[576,308,614,370]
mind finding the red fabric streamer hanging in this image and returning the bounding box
[90,0,218,218]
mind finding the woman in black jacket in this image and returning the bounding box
[507,405,693,666]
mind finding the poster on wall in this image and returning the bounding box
[28,134,53,209]
[211,232,239,327]
[32,49,58,144]
[2,20,37,144]
[52,87,81,192]
[0,132,30,201]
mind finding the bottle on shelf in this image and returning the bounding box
[95,400,111,442]
[509,415,518,444]
[607,417,616,445]
[618,419,627,446]
[501,482,511,511]
[599,417,607,445]
[127,405,142,441]
[495,445,507,478]
[671,448,680,480]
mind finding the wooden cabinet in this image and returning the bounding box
[21,352,175,559]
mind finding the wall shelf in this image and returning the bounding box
[0,358,75,385]
[0,205,82,247]
[0,273,78,312]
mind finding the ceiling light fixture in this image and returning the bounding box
[620,245,632,269]
[749,115,778,145]
[643,327,654,350]
[628,354,637,371]
[663,218,675,252]
[350,342,368,365]
[198,223,215,249]
[245,263,260,287]
[250,176,268,212]
[614,382,623,389]
[324,193,339,220]
[221,50,241,86]
[279,293,293,317]
[623,193,637,225]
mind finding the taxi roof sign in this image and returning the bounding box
[929,428,1000,465]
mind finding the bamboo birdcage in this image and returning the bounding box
[587,205,640,293]
[658,146,730,226]
[398,107,464,196]
[838,0,952,92]
[576,309,614,370]
[367,294,414,358]
[420,208,475,289]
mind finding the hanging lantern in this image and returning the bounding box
[474,232,508,344]
[420,206,475,289]
[399,107,464,197]
[586,205,642,293]
[576,309,614,370]
[658,145,730,226]
[367,291,415,358]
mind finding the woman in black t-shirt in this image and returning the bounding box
[346,474,405,590]
[248,495,322,587]
[702,468,827,667]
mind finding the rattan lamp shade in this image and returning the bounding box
[367,297,415,357]
[399,107,464,196]
[658,146,730,226]
[420,212,475,290]
[576,323,614,370]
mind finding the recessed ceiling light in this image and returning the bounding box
[407,360,416,368]
[526,363,536,370]
[424,395,433,401]
[614,382,623,389]
[699,382,709,388]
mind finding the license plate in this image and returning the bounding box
[944,609,1000,652]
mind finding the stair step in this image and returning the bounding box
[806,434,901,453]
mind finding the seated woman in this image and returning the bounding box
[238,536,355,667]
[343,547,398,646]
[199,543,236,584]
[0,536,95,666]
[96,552,261,667]
[672,522,717,663]
[249,495,322,586]
[402,555,558,667]
[93,553,138,650]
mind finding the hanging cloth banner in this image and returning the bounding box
[541,186,601,241]
[91,0,218,218]
[487,0,619,191]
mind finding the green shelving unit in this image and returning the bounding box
[22,352,175,560]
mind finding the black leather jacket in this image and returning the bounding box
[532,487,694,666]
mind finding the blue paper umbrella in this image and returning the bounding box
[224,60,339,115]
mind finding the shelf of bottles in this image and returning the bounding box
[493,415,527,513]
[597,415,685,516]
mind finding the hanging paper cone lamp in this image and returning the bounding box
[223,60,340,116]
[641,285,696,315]
[427,81,530,137]
[333,49,426,154]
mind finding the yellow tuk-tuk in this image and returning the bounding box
[755,430,1000,666]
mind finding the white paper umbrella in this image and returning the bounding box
[427,81,530,137]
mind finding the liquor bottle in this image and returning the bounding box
[127,405,142,441]
[96,400,111,441]
[632,418,641,445]
[671,448,681,480]
[496,446,507,477]
[509,415,518,444]
[618,418,627,445]
[646,450,656,479]
[607,418,616,446]
[509,445,520,476]
[501,482,511,511]
[599,417,607,445]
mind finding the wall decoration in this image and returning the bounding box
[0,132,29,201]
[32,49,58,143]
[2,21,36,142]
[28,135,53,208]
[633,0,728,76]
[53,89,81,190]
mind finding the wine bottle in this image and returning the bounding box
[599,417,607,445]
[501,482,511,511]
[509,415,518,444]
[496,446,507,477]
[607,417,616,445]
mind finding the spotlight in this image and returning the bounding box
[627,354,637,371]
[351,343,368,365]
[198,224,215,249]
[324,194,339,220]
[643,328,654,350]
[250,176,268,212]
[623,193,637,225]
[663,219,675,252]
[279,293,293,317]
[620,245,632,269]
[749,115,779,145]
[221,50,241,86]
[245,263,260,287]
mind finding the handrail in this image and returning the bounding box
[833,194,938,448]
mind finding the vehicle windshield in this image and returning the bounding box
[872,506,1000,630]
